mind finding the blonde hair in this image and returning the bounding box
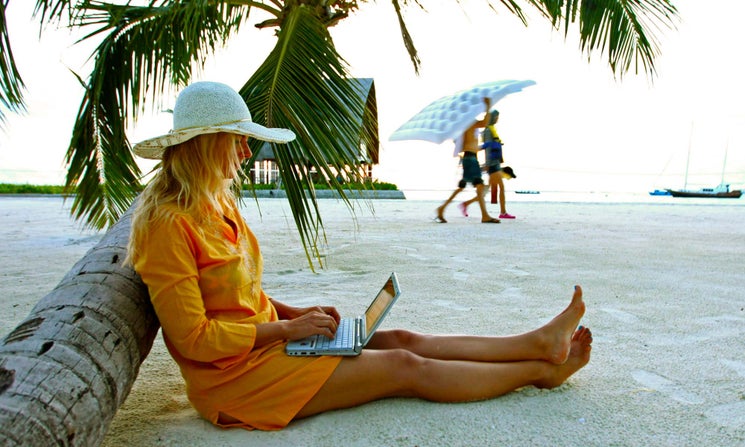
[126,132,245,265]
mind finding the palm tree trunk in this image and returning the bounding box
[0,206,159,446]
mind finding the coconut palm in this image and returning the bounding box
[2,0,677,264]
[0,1,678,445]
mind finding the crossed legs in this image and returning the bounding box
[296,286,591,419]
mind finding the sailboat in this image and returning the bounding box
[664,125,742,199]
[667,184,742,198]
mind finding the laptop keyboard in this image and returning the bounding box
[317,318,354,350]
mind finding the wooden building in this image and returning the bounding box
[249,78,378,185]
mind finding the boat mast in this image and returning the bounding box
[684,122,693,189]
[720,136,729,186]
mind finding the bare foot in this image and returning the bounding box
[435,206,447,223]
[535,326,592,389]
[539,285,586,364]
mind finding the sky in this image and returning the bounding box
[1,1,744,197]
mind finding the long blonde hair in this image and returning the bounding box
[126,132,244,265]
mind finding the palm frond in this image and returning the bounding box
[390,0,422,74]
[65,1,254,229]
[580,0,678,76]
[391,0,675,77]
[532,0,678,77]
[0,1,27,128]
[495,0,530,24]
[240,5,378,268]
[33,0,76,24]
[64,65,142,229]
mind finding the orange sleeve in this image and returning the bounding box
[135,216,258,366]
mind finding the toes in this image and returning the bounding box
[572,285,583,302]
[573,326,592,342]
[579,327,593,344]
[572,327,583,341]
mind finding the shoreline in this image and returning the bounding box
[1,197,744,446]
[2,189,744,206]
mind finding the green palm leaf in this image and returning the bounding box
[65,1,253,228]
[0,1,26,128]
[526,0,677,76]
[240,5,377,268]
[33,0,75,23]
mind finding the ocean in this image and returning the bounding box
[401,188,745,206]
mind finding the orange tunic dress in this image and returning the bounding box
[133,204,341,430]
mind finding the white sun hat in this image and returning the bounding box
[133,81,296,159]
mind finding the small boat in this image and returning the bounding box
[515,190,540,194]
[666,183,742,199]
[649,189,671,196]
[663,124,742,199]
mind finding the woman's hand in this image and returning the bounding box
[266,299,341,341]
[272,299,340,323]
[281,310,339,340]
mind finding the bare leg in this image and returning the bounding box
[436,188,463,222]
[368,285,585,364]
[461,188,483,212]
[295,286,591,419]
[296,327,592,418]
[491,172,507,213]
[464,176,493,208]
[476,184,498,222]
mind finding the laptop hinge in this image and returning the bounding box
[356,317,365,348]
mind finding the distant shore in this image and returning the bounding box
[5,188,745,205]
[0,189,407,200]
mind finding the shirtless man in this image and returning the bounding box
[435,97,500,224]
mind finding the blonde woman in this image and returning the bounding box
[127,81,592,431]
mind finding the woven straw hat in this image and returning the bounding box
[133,81,296,159]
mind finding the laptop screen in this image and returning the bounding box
[363,273,400,340]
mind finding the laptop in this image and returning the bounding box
[286,272,401,356]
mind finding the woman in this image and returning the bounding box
[127,81,592,431]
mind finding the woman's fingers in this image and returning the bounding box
[322,306,341,323]
[309,306,341,325]
[309,310,336,327]
[316,311,338,335]
[292,311,337,339]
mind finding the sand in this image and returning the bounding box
[1,195,744,446]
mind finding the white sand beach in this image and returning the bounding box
[1,196,744,446]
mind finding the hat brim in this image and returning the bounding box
[133,119,296,159]
[501,166,516,179]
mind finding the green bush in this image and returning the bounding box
[0,183,67,194]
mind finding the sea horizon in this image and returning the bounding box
[404,189,745,208]
[2,188,743,208]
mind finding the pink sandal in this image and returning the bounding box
[458,202,469,217]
